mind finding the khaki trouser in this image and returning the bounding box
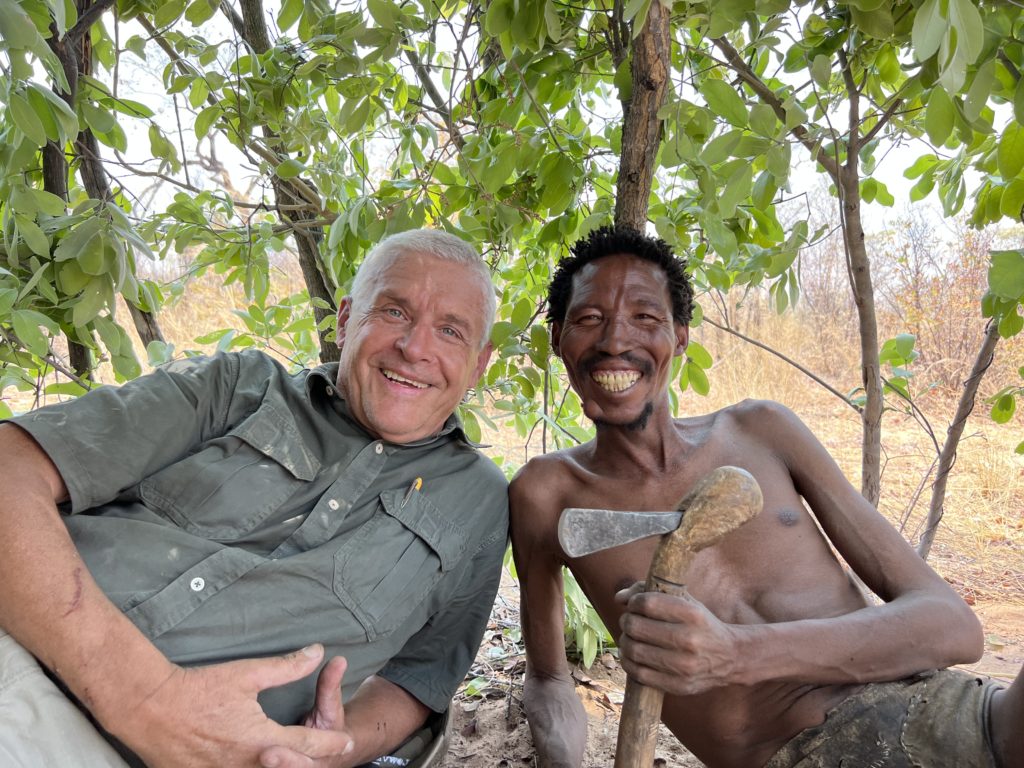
[0,627,450,768]
[0,628,129,767]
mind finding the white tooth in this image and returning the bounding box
[384,369,427,388]
[592,371,639,392]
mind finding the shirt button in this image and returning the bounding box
[328,499,340,510]
[326,385,335,396]
[190,577,205,592]
[375,443,383,454]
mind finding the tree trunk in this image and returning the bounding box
[236,0,338,363]
[838,165,883,506]
[68,340,92,378]
[615,1,670,231]
[917,320,1001,558]
[45,4,165,362]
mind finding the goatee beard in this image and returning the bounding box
[595,401,653,432]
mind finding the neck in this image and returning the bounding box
[591,404,684,475]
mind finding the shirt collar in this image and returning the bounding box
[305,363,481,448]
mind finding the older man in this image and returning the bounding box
[511,225,1023,768]
[0,229,508,767]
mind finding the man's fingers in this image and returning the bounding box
[306,656,347,730]
[269,723,354,764]
[614,581,646,606]
[242,644,325,693]
[624,588,699,621]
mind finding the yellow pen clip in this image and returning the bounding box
[401,477,423,508]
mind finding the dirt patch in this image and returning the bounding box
[441,588,1022,768]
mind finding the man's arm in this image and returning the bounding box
[259,658,429,768]
[0,423,352,766]
[510,463,587,768]
[616,401,984,696]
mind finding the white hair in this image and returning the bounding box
[349,229,496,347]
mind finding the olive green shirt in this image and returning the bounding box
[9,350,508,724]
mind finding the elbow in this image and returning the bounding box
[955,603,985,664]
[938,597,985,665]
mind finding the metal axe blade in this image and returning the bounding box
[558,508,683,558]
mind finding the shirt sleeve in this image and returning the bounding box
[377,495,509,712]
[5,351,275,514]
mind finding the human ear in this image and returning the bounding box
[335,297,353,349]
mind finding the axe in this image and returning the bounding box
[558,466,763,768]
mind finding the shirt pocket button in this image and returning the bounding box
[190,577,206,592]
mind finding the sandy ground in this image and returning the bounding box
[440,583,1024,768]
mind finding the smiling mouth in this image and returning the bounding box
[591,370,640,392]
[382,369,429,389]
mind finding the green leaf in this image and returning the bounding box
[998,123,1024,180]
[484,0,513,36]
[989,250,1024,300]
[275,158,306,179]
[277,0,303,31]
[0,1,39,49]
[924,87,954,146]
[1000,180,1024,221]
[367,0,401,29]
[701,79,748,128]
[0,288,17,315]
[950,0,984,62]
[80,101,116,134]
[999,310,1024,338]
[851,5,893,39]
[622,0,651,23]
[11,309,52,357]
[54,217,104,263]
[9,90,46,146]
[810,54,831,89]
[686,341,713,369]
[154,0,185,28]
[72,279,110,327]
[912,0,944,61]
[964,59,994,123]
[15,215,50,256]
[1015,80,1024,126]
[991,393,1016,424]
[30,188,67,216]
[544,0,561,41]
[686,361,710,396]
[749,103,777,137]
[43,381,89,397]
[895,333,916,359]
[195,104,221,138]
[0,402,12,419]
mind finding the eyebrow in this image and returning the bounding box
[440,311,474,334]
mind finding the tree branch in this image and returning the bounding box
[67,0,117,44]
[711,36,840,180]
[703,316,861,413]
[917,319,1001,558]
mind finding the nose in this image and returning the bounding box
[395,320,433,361]
[594,316,632,355]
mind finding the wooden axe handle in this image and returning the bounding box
[613,466,763,768]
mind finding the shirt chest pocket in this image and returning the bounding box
[139,391,320,540]
[333,489,467,641]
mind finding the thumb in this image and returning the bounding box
[246,644,325,693]
[306,656,347,730]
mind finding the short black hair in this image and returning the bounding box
[546,225,694,326]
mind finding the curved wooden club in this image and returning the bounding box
[613,466,763,768]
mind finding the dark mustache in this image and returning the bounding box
[579,353,653,378]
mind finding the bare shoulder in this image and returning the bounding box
[710,399,809,446]
[510,449,579,515]
[509,447,591,550]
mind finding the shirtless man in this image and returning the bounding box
[510,224,1023,768]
